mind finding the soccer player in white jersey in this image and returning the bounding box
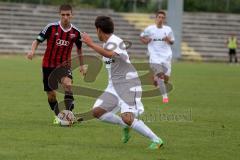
[81,16,164,149]
[140,10,174,103]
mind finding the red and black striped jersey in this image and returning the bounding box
[37,21,82,68]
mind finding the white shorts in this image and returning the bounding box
[93,83,144,117]
[150,59,171,77]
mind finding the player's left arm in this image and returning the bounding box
[81,32,115,58]
[164,36,174,45]
[77,48,86,75]
[163,28,174,45]
[76,35,86,76]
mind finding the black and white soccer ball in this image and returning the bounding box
[57,110,75,126]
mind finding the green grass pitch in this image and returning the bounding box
[0,55,239,160]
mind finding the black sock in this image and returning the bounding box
[48,100,59,115]
[64,91,74,111]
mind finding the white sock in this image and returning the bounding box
[131,119,161,142]
[157,78,168,98]
[99,112,127,127]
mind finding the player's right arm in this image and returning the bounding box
[81,32,115,58]
[27,23,52,60]
[140,37,151,44]
[27,40,40,60]
[139,27,152,44]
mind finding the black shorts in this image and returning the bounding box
[42,67,73,91]
[229,49,236,55]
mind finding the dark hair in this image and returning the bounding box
[156,10,166,17]
[95,16,114,34]
[59,4,72,12]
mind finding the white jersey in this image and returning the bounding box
[141,24,174,64]
[102,34,138,85]
[96,34,144,116]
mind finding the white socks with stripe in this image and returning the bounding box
[131,119,161,142]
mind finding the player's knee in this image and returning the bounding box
[61,77,72,92]
[122,116,134,126]
[121,113,134,126]
[156,72,165,79]
[63,83,72,92]
[92,108,105,119]
[92,110,99,118]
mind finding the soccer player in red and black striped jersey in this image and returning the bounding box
[27,4,86,124]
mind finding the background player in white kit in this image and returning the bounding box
[140,10,174,103]
[81,16,164,149]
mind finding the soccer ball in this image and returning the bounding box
[57,110,75,126]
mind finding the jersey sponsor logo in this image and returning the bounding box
[56,39,70,46]
[105,59,115,64]
[153,38,164,41]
